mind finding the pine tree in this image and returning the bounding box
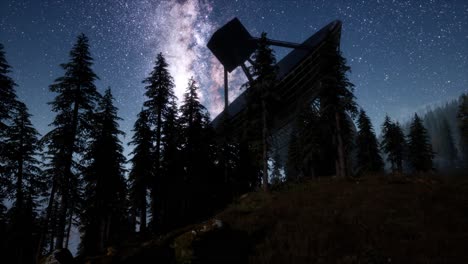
[356,109,384,174]
[319,41,358,178]
[286,104,322,180]
[160,98,183,229]
[407,114,434,172]
[438,118,458,166]
[128,109,152,235]
[0,43,18,132]
[458,94,468,167]
[41,33,101,250]
[381,116,406,174]
[142,52,176,232]
[0,43,19,202]
[179,78,211,167]
[80,88,127,255]
[245,32,278,192]
[4,102,45,263]
[179,77,213,221]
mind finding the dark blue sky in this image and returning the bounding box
[1,0,467,150]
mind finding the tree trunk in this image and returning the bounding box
[36,174,57,262]
[99,218,106,252]
[64,209,73,249]
[16,125,24,209]
[261,99,269,192]
[140,199,147,234]
[152,107,162,231]
[56,85,81,249]
[335,111,347,178]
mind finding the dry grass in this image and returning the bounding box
[216,174,468,263]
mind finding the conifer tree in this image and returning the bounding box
[142,52,176,232]
[128,109,152,235]
[80,89,127,255]
[381,116,406,174]
[458,94,468,167]
[179,78,211,166]
[160,98,183,229]
[4,102,45,263]
[0,43,18,132]
[407,114,434,172]
[245,32,278,192]
[438,118,458,166]
[179,77,213,220]
[286,104,322,179]
[41,33,101,250]
[356,109,384,174]
[319,41,358,178]
[0,43,19,198]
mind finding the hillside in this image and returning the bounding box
[85,174,468,264]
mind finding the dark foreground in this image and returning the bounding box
[75,173,468,264]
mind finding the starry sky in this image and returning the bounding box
[1,0,467,152]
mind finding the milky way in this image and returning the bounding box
[116,0,246,117]
[0,0,467,141]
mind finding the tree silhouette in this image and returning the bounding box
[458,94,468,167]
[356,109,384,174]
[438,118,458,167]
[407,114,434,172]
[142,52,176,232]
[0,43,18,132]
[160,98,183,230]
[0,43,19,202]
[245,32,278,192]
[286,104,321,180]
[80,88,127,256]
[381,116,406,174]
[319,40,358,178]
[128,109,152,235]
[179,77,214,221]
[4,102,45,263]
[41,33,101,250]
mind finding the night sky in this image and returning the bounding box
[1,0,467,155]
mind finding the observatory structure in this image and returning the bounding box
[207,18,343,167]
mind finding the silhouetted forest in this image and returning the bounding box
[0,33,467,263]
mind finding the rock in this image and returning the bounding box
[172,218,225,263]
[213,219,223,229]
[42,248,76,264]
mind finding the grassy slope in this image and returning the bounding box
[216,175,468,263]
[90,174,468,263]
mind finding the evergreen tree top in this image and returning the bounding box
[89,88,125,164]
[409,113,429,138]
[49,33,100,115]
[180,77,210,126]
[100,88,122,121]
[142,52,176,116]
[408,113,434,171]
[251,32,278,81]
[143,52,174,90]
[129,109,153,157]
[59,33,98,82]
[0,43,14,78]
[357,109,374,133]
[319,42,358,117]
[0,43,18,122]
